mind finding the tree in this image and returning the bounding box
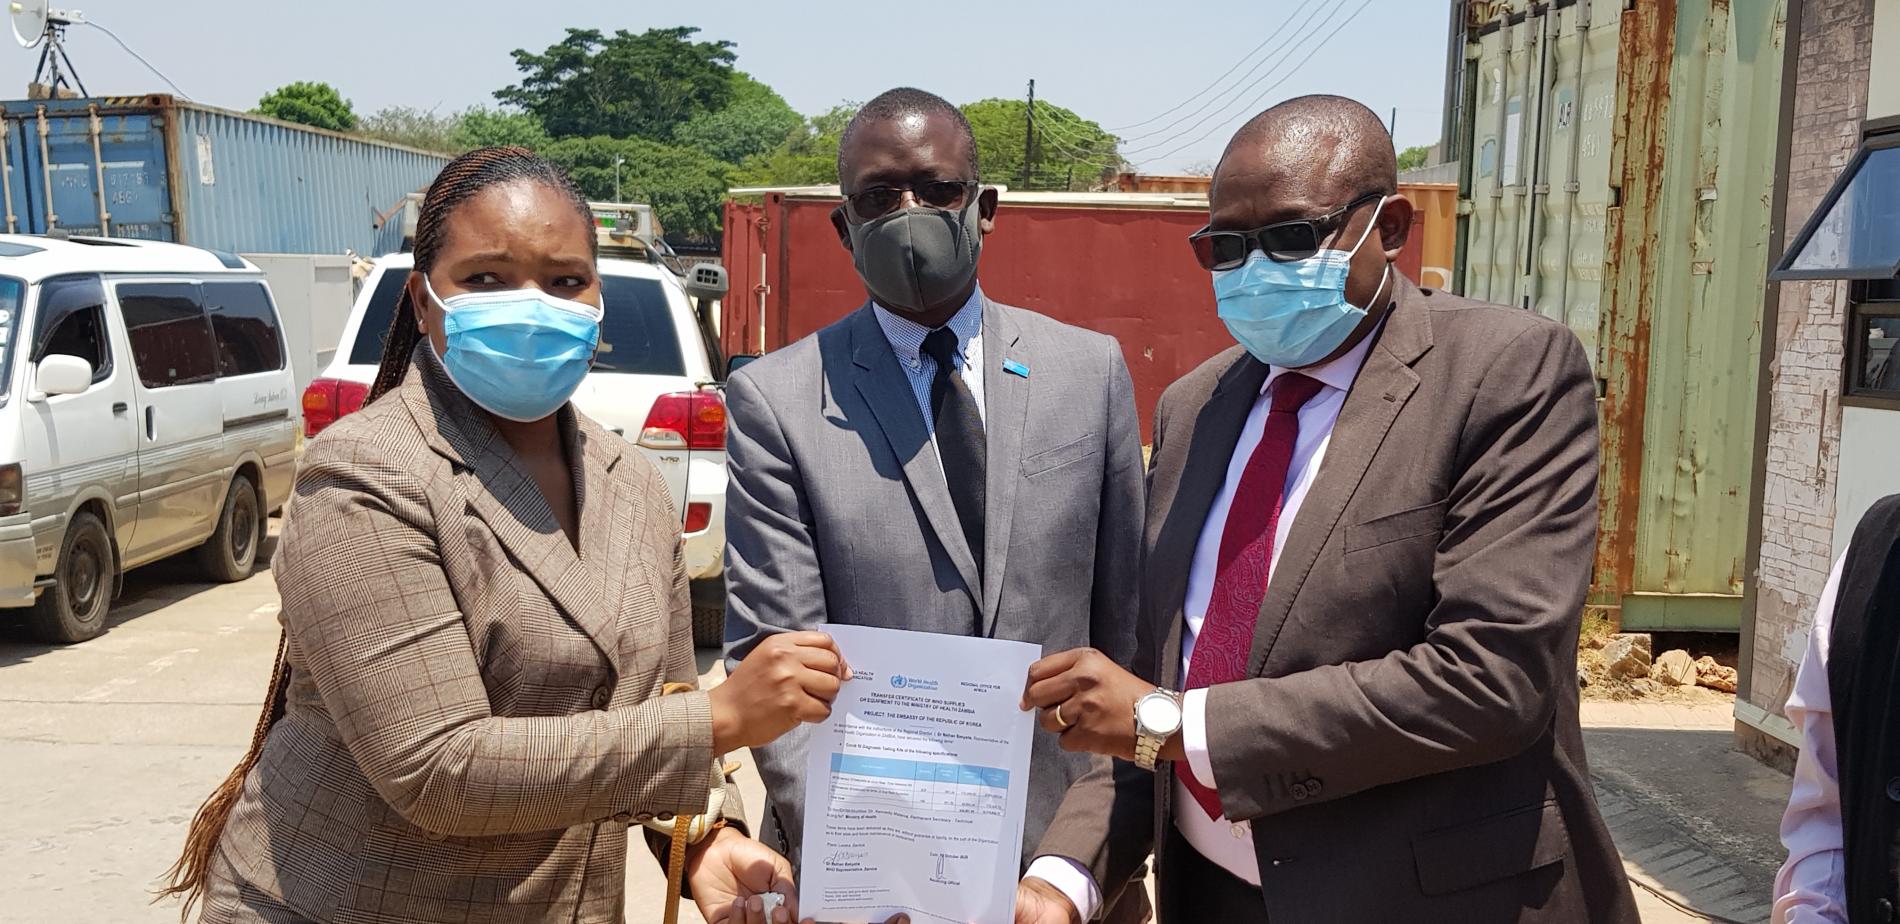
[1397,144,1432,171]
[357,106,460,153]
[255,81,356,132]
[730,102,859,188]
[672,72,803,165]
[961,98,1122,191]
[455,106,552,152]
[542,135,731,239]
[498,27,736,142]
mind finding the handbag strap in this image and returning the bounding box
[664,814,692,924]
[658,680,722,924]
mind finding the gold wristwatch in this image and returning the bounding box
[1133,688,1184,771]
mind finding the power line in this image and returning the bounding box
[1130,0,1375,168]
[1036,109,1112,150]
[1103,2,1305,132]
[1117,0,1349,157]
[1114,0,1340,147]
[1028,101,1125,173]
[82,20,191,100]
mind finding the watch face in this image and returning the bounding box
[1137,694,1182,733]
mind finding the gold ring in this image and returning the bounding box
[1054,704,1071,728]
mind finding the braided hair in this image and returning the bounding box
[159,147,594,920]
[370,146,596,401]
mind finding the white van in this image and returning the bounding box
[0,235,297,643]
[306,252,734,644]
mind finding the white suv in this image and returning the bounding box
[304,253,732,644]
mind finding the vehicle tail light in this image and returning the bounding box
[302,378,370,438]
[0,463,21,516]
[639,391,727,451]
[683,502,713,533]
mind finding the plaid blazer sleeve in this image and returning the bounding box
[653,486,748,832]
[278,445,719,839]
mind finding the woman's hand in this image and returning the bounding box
[711,631,849,752]
[685,827,813,924]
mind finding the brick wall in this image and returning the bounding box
[1746,0,1873,721]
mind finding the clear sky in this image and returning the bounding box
[2,0,1451,174]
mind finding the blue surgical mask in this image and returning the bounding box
[425,278,602,423]
[1212,197,1390,368]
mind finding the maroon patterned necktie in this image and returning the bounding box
[1178,372,1325,820]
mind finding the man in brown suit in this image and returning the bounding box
[1013,96,1640,923]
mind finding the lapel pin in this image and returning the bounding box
[1003,359,1030,379]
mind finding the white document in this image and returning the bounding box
[798,625,1041,924]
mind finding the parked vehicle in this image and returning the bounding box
[0,234,298,643]
[1,94,448,256]
[304,253,736,645]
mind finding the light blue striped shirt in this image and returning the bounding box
[872,288,986,432]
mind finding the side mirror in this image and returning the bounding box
[726,354,762,378]
[35,354,93,398]
[684,263,730,302]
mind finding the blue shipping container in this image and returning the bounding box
[0,94,450,256]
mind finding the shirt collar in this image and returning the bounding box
[1262,319,1383,397]
[873,286,985,367]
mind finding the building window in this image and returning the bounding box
[1772,133,1900,281]
[1850,278,1900,399]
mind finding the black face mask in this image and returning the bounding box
[846,198,983,314]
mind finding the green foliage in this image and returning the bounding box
[356,106,460,153]
[1397,144,1431,171]
[455,107,553,152]
[255,81,357,132]
[498,27,737,142]
[962,98,1121,191]
[730,102,858,188]
[542,135,730,239]
[672,72,804,165]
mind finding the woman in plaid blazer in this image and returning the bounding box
[162,148,847,924]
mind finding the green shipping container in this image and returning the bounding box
[1451,0,1786,630]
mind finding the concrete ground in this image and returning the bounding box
[0,536,1793,922]
[1582,702,1790,924]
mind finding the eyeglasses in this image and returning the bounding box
[1188,192,1386,271]
[843,180,980,223]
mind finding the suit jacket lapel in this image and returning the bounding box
[979,302,1027,635]
[1246,284,1434,676]
[1154,352,1271,689]
[848,306,983,603]
[403,349,618,665]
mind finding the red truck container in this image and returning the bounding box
[721,187,1441,439]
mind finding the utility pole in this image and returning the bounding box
[1023,79,1035,189]
[1389,107,1398,137]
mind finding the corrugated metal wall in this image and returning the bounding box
[721,188,1459,443]
[0,95,447,256]
[172,101,449,256]
[1455,0,1785,630]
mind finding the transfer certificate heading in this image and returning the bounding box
[798,625,1040,924]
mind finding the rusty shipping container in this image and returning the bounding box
[1451,0,1786,630]
[721,186,1456,441]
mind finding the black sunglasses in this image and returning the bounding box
[843,180,980,223]
[1188,191,1386,271]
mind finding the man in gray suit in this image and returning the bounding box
[723,87,1148,920]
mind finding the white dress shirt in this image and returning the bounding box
[1772,552,1850,924]
[1025,332,1377,917]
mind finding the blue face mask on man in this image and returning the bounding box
[1212,196,1391,369]
[425,277,602,423]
